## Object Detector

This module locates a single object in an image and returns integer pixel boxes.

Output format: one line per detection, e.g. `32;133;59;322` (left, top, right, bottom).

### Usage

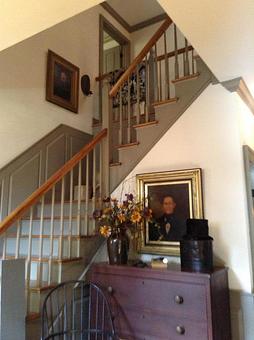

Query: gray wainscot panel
0;124;92;221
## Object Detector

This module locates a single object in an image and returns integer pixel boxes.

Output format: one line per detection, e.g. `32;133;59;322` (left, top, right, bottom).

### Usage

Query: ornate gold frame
136;168;203;256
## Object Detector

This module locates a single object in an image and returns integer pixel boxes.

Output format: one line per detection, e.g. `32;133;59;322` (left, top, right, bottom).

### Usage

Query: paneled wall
0;124;92;220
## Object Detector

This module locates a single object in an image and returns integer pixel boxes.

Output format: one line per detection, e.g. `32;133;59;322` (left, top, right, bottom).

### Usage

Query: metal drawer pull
176;325;185;335
107;286;113;294
174;295;184;304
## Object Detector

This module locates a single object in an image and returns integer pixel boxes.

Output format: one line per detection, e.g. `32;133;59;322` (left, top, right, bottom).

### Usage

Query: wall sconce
81;75;93;96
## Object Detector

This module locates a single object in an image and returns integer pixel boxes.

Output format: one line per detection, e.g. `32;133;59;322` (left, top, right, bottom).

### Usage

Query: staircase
0;14;215;339
95;17;214;192
0;129;108;321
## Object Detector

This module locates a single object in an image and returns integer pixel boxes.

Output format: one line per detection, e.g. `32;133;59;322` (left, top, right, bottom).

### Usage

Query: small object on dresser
180;219;213;273
151;257;168;269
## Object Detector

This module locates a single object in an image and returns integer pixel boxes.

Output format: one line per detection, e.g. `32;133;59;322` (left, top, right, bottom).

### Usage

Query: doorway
99;15;130;76
244;145;254;291
98;15;130;120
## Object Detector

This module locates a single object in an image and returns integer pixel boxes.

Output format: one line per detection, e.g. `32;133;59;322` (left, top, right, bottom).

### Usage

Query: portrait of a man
136;169;203;256
46;50;79;113
53;63;72;101
148;183;190;243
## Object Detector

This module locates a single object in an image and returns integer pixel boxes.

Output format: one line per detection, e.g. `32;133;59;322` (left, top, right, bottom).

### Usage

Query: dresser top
91;262;227;283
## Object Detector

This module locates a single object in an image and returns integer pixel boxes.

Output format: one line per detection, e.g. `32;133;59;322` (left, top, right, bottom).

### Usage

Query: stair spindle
77;161;82;256
2;233;6;260
136;65;141;124
184;38;190;76
58;177;65;261
38;195;45;286
174;24;179;79
154;43;159;102
119;87;123;145
127;76;131;144
145;55;149;123
191;48;195;74
85;155;89;235
48;186;55;285
68;170;73;258
159;60;162;101
26;206;33;287
92;148;96;234
163;32;170;100
15;219;21;259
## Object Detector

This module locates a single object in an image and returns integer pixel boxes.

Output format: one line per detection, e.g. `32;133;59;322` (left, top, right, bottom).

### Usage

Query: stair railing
0;129;107;301
107;17;197;163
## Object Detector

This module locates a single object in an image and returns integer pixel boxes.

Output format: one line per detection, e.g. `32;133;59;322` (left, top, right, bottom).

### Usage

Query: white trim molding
222;77;254;116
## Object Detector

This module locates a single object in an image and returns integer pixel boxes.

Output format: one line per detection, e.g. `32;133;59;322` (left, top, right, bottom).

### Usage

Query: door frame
98;15;130;121
99;15;130;76
243;144;254;292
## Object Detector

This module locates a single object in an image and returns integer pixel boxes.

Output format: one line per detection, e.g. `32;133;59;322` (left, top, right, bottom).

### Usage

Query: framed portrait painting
46;50;79;113
137;168;203;256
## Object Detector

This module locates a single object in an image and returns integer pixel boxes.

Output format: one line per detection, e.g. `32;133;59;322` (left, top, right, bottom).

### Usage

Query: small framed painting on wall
46;50;79;113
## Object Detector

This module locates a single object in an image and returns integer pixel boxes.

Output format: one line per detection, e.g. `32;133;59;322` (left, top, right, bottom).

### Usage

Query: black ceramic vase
107;230;129;265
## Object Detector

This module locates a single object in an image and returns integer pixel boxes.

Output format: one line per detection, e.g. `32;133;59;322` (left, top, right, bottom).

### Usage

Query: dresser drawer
113;306;208;340
93;273;208;321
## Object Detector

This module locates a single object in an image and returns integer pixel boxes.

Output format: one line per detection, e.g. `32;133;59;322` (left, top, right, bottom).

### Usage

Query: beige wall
0;5;130;169
0;0;103;52
113;84;254;293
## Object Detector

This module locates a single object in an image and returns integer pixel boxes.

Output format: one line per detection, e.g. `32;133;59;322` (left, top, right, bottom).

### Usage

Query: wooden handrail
0;128;107;235
157;45;194;62
109;17;172;97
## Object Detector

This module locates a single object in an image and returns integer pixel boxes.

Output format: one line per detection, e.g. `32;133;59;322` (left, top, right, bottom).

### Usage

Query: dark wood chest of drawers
90;263;231;340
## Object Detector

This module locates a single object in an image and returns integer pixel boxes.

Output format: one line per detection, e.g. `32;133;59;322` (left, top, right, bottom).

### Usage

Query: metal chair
41;280;117;340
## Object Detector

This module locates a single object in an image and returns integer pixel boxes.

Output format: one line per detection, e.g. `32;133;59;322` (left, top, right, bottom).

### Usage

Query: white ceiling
106;0;165;26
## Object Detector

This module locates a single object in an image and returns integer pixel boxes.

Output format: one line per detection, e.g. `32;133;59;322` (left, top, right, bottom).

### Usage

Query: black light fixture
81;75;93;96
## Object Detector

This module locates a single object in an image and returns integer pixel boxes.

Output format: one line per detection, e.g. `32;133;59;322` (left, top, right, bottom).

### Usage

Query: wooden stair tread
26;312;41;322
117;141;140;149
109;162;122;167
29;281;58;292
172;72;200;84
153;97;178;107
133;120;158;129
4;255;83;263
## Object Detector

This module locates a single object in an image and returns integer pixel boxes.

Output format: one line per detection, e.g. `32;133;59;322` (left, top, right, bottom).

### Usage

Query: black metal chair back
41;280;117;340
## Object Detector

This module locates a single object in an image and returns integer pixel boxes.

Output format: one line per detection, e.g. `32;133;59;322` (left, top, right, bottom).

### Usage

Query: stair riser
6;238;80;259
7;219;95;236
36;201;93;218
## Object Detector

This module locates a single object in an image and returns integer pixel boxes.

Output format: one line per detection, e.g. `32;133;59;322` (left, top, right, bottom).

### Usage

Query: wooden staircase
0;129;108;321
95;17;214;192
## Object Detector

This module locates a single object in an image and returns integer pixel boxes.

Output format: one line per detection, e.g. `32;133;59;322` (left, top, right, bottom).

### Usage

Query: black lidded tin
180;219;213;273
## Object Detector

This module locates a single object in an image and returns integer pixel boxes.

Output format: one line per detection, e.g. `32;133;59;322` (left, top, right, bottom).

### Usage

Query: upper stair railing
0;129;107;298
107;17;197;163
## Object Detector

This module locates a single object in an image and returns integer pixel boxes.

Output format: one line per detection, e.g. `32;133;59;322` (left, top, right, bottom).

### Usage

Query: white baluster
85;156;89;236
68;169;73;258
15;219;21;259
92;148;96;234
2;232;7;259
48;186;55;285
59;177;65;261
26;206;33;313
38;195;45;286
76;161;82;257
127;77;131;144
119;88;123;145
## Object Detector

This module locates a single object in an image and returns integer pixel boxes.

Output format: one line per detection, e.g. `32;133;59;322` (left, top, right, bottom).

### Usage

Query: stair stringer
109;57;213;192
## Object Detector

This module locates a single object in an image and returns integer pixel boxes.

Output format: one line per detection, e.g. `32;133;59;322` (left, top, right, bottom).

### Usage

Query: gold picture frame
137;168;203;256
